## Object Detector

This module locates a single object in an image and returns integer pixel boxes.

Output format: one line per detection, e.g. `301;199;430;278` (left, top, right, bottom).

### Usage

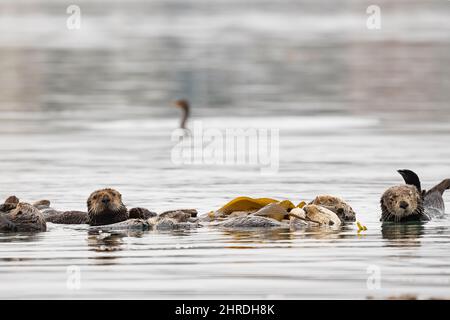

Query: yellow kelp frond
216;197;279;215
296;201;306;208
277;200;296;211
356;221;367;233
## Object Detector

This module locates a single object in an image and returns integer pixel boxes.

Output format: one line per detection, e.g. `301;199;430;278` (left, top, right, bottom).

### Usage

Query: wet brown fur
310;195;356;222
3;203;46;232
87;188;128;226
380;185;425;222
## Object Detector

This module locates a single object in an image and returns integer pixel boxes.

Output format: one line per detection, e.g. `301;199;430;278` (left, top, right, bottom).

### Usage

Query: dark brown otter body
381;169;449;222
45;211;89;224
0;203;46;232
30;199;89;224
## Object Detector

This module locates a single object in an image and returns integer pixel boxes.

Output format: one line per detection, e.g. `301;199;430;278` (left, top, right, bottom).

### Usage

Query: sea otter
87;188;199;230
203;195;353;229
0;203;46;232
86;188;129;226
309;195;356;222
210;202;342;229
380;169;449;222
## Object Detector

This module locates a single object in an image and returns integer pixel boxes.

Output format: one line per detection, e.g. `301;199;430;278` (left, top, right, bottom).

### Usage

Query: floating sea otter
86;188;198;230
380;169;449;222
0;189;198;231
203;195;356;228
0;202;46;232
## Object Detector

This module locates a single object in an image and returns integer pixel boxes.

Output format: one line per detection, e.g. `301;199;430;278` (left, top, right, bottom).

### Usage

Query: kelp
216;196;306;216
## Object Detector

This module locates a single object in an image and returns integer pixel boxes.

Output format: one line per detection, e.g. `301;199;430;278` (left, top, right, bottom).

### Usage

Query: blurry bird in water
173;99;190;130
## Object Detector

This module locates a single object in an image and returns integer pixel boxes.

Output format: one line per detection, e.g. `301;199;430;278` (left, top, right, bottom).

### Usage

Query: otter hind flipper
423;179;449;217
397;169;422;192
427;179;450;196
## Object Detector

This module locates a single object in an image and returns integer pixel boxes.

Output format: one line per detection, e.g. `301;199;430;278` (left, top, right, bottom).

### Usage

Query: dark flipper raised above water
397;169;422;192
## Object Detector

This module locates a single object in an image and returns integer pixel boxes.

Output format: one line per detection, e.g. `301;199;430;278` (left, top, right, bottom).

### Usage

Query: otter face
311;195;356;222
87;188;124;214
87;188;128;226
380;185;423;222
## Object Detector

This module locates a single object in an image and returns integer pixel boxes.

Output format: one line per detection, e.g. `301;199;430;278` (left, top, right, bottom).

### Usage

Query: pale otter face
87;188;126;216
381;185;422;221
311;195;356;222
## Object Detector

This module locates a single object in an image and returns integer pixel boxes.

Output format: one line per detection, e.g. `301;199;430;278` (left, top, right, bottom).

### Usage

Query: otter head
6;202;46;232
311;195;356;222
0;195;19;212
87;188;128;226
380;185;423;222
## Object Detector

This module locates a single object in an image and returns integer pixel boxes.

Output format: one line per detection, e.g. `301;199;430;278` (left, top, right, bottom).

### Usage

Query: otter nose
102;196;110;204
399;201;409;209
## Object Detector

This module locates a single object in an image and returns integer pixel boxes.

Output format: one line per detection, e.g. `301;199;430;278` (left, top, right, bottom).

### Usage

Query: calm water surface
0;0;449;299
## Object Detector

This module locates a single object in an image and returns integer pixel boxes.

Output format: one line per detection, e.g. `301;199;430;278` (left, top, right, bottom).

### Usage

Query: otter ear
397;169;421;192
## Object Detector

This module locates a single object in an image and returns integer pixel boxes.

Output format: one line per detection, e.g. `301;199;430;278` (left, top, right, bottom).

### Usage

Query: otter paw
128;207;157;219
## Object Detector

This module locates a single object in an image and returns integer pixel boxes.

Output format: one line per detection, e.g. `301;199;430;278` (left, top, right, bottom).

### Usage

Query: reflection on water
381;222;425;248
87;232;131;253
222;228;293;244
381;222;425;240
0;0;450;299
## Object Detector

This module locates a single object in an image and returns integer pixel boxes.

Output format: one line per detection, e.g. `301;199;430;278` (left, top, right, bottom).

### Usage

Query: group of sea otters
0;169;448;233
